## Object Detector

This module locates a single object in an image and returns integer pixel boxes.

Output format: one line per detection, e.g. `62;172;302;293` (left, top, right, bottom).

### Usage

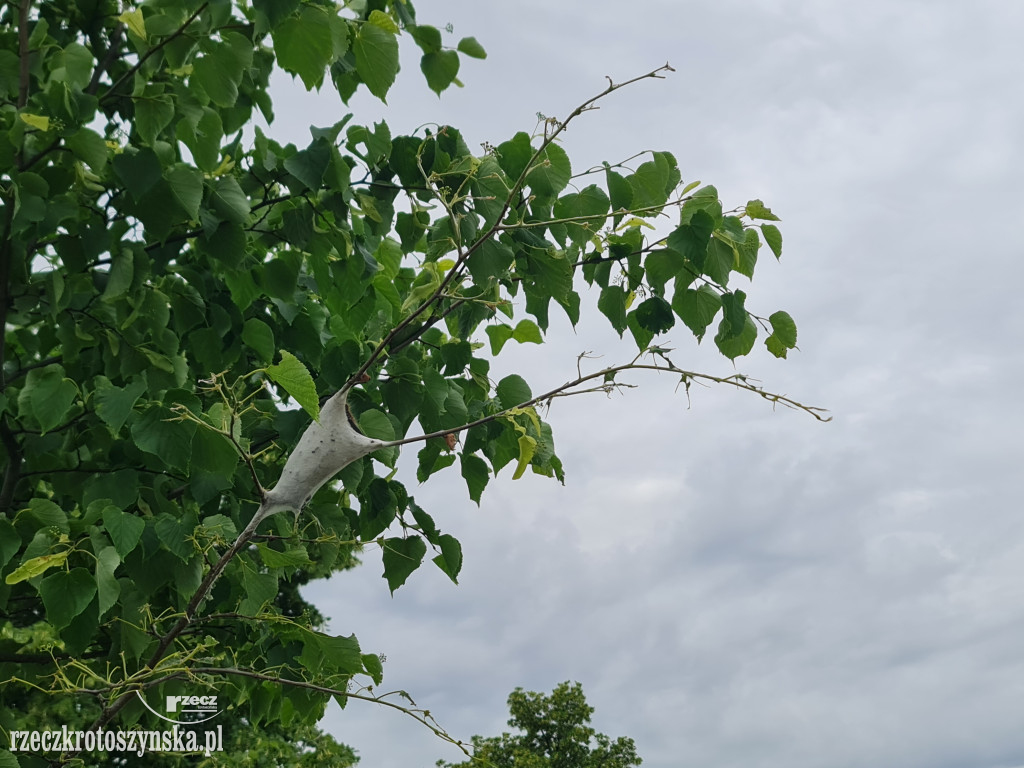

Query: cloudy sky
270;2;1024;766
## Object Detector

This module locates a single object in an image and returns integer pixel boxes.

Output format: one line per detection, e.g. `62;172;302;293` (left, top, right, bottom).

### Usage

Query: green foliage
438;681;641;768
0;0;808;762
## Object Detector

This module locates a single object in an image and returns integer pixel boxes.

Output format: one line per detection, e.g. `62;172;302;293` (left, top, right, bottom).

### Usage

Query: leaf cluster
0;0;810;761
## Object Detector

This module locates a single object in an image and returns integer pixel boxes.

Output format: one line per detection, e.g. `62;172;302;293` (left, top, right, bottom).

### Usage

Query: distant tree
438;682;641;768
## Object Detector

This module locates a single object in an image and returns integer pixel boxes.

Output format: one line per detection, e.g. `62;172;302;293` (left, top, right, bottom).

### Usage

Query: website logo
136;691;222;724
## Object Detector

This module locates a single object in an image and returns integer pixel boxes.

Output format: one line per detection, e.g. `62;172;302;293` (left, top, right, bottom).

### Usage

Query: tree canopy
439;681;641;768
0;0;825;764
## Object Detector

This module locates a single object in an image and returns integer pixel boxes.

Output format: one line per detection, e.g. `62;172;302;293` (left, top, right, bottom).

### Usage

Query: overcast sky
270;2;1024;766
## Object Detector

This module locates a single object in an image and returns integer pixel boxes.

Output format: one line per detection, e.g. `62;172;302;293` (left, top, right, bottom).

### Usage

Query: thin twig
384;358;830;451
190;666;474;759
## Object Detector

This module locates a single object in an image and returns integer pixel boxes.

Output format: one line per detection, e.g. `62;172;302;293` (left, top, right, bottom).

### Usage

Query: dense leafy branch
100;3;210;103
346;64;675;390
0;2;823;764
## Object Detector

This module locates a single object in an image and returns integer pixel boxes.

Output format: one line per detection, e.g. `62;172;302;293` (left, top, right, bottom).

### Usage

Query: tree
0;0;826;765
438;681;641;768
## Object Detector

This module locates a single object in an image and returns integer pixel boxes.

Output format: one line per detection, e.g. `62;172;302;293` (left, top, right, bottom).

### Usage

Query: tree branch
191;666;473;759
344;64;676;391
0;418;23;515
17;0;31;108
86;22;124;95
384;356;831;450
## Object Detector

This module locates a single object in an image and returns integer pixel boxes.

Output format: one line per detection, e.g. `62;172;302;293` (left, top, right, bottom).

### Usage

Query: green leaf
273;6;335;90
765;310;798;358
113;148;163;201
359;409;395;442
354;23;399;101
629;154;670;208
421;50;460;95
254;0;301;32
460;453;489;505
359;409;398;466
672;285;722;341
410;25;442;54
496;374;532;409
65;127;109;171
101;248;134;301
27;498;69;533
467;238;514;284
512;434;537;480
746;199;780;221
432;533;463;583
135;94;174;146
154;512;198;562
765;335;788;358
312;632;362;675
191;428;239;478
417;440;455;482
720;290;748;339
94;378;146;434
193;48;240;108
714;315;757;360
734;229;759;279
240;569;278;614
527;143;571;199
19;113;50;132
512;319;542;344
131;406;196;471
166;164;203;220
644;248;685;294
95;546;121;618
762;223;783;258
208;175;250;225
118;8;146;40
101;506;146;558
703;239;734;286
680;184;721;224
362;653;384;685
367;9;400;34
457;36;487;59
242;317;276;362
176;109;223;173
284;138;331;191
56;42;93;89
627;311;654;352
485;324;514;355
496;131;533;181
258;543;313;568
634;296;674;335
39;568;96;630
200;513;238;541
598;285;628;335
667;209;714;268
4;550;70;585
554;185;609;245
20;364;77;433
267;350;320;422
381;536;427;594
